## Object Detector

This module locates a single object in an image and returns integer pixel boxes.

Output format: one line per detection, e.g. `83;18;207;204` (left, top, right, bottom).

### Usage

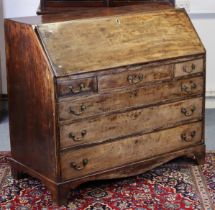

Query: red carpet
0;152;214;209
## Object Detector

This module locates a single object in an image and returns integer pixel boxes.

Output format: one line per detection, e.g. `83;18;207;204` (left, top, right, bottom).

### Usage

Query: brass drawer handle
69;130;87;141
68;83;86;94
181;105;196;116
70;159;88;170
183;63;196;73
181;81;197;94
127;74;144;84
181;130;196;142
69;104;87;116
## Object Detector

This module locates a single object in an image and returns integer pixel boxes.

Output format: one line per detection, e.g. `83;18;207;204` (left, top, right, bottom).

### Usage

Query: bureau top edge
7;5;175;25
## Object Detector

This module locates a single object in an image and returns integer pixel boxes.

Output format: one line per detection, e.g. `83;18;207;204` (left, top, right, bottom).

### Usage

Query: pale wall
0;0;39;94
190;14;215;95
3;0;40;18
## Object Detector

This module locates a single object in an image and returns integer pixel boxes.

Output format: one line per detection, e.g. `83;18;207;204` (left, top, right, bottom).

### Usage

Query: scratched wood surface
98;63;172;91
61;121;202;180
60;97;203;148
174;58;204;77
37;9;205;76
57;76;97;97
5;20;58;180
58;77;204;122
12;4;175;25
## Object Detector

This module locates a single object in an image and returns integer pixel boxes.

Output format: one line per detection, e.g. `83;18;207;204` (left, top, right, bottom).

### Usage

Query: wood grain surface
61;121;202;180
57;76;97;97
98;63;172;91
174;59;204;77
5;20;58;180
11;4;174;25
60;97;202;148
37;9;205;76
58;77;204;122
9;143;205;205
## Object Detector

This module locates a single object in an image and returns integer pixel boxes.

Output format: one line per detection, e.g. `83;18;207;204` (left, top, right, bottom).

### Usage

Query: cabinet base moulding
10;144;205;205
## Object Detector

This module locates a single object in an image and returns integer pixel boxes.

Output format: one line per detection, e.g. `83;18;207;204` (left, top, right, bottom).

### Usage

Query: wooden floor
0;100;215;151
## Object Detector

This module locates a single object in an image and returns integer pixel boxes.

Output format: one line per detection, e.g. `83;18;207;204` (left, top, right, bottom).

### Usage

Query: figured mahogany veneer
5;7;206;205
58;76;204;121
61;121;203;180
60;97;203;148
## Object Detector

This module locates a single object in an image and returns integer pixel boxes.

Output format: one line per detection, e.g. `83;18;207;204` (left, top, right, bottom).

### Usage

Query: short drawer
174;59;204;77
60;97;203;149
98;64;173;91
60;122;202;180
58;77;204;121
57;77;97;98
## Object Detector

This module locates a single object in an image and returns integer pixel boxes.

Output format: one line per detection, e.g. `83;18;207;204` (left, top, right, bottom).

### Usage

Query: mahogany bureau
5;6;206;204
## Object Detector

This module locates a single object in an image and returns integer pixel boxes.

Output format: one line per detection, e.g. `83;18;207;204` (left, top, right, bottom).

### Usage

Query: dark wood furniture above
5;6;205;205
0;95;1;120
0;59;1;120
0;87;1;119
38;0;175;14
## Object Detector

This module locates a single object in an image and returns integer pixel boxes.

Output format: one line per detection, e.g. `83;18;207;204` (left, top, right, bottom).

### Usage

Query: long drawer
60;97;203;149
58;77;204;122
60;122;202;180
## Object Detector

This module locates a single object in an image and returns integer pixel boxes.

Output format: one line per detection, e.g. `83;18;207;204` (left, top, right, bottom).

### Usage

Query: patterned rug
0;152;214;209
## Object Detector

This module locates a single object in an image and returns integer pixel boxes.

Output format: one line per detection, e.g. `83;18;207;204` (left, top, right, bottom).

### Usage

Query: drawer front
61;122;202;180
57;77;97;98
174;59;204;77
98;64;172;91
58;77;204;121
60;97;203;149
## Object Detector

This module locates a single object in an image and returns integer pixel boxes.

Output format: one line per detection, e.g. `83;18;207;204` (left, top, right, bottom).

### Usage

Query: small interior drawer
57;77;97;98
174;59;204;77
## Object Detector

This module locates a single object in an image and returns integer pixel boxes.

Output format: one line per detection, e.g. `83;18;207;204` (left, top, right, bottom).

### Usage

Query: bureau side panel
5;20;58;181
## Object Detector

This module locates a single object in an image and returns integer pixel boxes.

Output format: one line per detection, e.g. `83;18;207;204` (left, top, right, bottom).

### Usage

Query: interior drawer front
60;97;203;149
174;59;204;77
61;122;202;180
58;77;204;121
98;64;173;91
57;77;97;98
